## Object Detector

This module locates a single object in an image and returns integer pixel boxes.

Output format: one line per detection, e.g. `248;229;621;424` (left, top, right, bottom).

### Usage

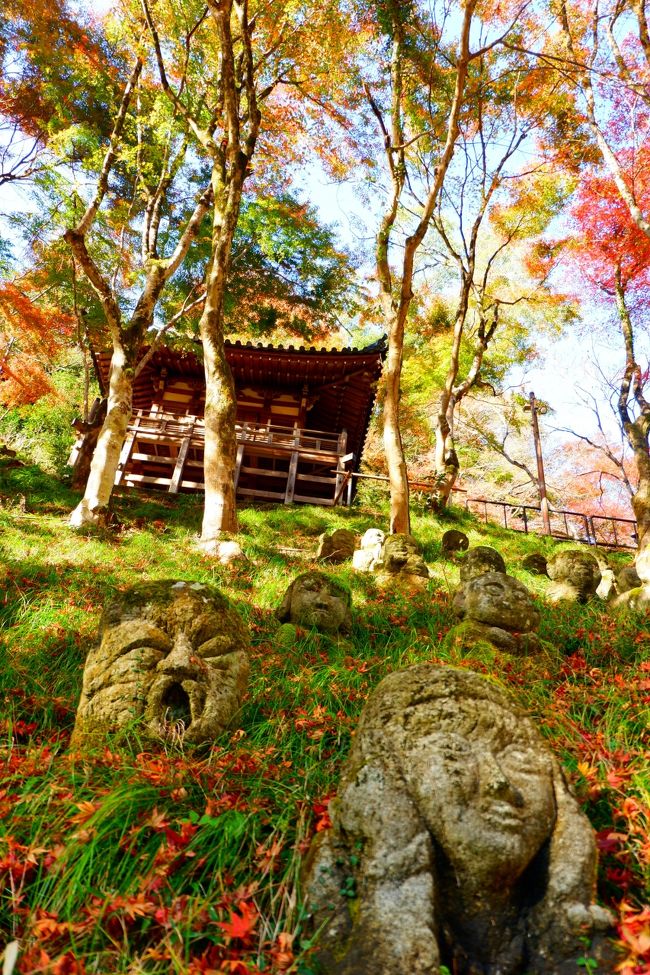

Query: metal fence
464;498;637;549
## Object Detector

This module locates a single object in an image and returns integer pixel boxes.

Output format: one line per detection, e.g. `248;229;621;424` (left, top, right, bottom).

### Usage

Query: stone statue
352;528;386;573
375;533;430;579
71;580;250;748
460;545;506;583
276;571;352;635
450;571;542;655
522;552;548;576
304;666;613;975
441;529;469;556
317;528;358;564
547;550;601;603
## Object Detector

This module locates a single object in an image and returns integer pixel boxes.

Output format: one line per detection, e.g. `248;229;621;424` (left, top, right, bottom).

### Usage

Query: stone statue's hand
564;902;615;933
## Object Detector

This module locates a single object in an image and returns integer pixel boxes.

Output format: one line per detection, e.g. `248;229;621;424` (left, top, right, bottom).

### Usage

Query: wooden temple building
74;338;386;507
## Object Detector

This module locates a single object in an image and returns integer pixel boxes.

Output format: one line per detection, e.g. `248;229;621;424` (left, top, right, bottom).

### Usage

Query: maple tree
360;0;480;534
0;281;74;407
425;43;571;511
569;166;650;580
62;57;212;527
550;0;650;241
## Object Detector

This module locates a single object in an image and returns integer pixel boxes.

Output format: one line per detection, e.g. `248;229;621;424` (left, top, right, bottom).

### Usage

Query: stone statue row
70;562;616;974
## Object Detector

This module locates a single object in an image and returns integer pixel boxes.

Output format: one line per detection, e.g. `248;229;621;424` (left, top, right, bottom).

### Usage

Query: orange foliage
0;283;74;406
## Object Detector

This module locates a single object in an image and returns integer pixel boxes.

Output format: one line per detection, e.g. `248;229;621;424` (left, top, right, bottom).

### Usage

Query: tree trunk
69;346;134;527
431;410;460;512
200;306;239;542
383;315;410;534
199;171;244;545
632;465;650;583
615;270;650;581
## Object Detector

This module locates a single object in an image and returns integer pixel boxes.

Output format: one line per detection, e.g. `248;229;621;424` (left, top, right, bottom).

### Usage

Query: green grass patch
0;463;647;973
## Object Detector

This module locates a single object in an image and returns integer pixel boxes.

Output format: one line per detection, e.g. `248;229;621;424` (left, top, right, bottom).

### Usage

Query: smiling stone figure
304;665;613;975
71;580;250;748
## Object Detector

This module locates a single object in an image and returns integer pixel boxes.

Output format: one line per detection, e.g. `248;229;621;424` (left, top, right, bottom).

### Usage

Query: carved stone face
305;666;610;975
277;571;352;635
402;707;555;885
454;571;540;633
379;533;429;577
71;581;250;747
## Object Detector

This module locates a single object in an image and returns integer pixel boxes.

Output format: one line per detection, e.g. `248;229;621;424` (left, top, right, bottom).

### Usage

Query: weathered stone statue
316;528;358;564
460;545;506;583
546;549;602;603
374;533;430;579
276;571;352;635
352;528;386;573
522;552;548;576
441;529;469;556
71;580;250;748
304;666;613;975
450;571;542;655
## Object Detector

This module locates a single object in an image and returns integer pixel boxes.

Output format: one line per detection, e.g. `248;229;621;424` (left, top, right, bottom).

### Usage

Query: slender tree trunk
431;273;472;510
69;344;134;526
383;312;410;534
199;170;245;544
431;399;460;512
632;463;650;583
615;271;650;582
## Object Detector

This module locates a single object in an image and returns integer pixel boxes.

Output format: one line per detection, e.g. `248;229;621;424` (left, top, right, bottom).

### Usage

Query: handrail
465;497;637;550
124;411;345;454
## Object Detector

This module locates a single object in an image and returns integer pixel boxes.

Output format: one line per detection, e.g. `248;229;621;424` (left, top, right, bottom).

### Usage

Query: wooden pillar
169;418;195;494
234;422;247;491
284;425;301;504
114;410;142;486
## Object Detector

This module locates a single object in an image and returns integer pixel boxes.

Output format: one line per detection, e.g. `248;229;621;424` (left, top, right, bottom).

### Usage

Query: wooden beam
169;422;194;494
284;427;301;504
114;411;141;485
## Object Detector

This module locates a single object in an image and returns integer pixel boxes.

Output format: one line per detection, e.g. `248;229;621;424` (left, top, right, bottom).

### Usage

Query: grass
0;462;648;974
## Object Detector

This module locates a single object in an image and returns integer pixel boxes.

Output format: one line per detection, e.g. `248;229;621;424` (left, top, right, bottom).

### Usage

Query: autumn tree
569;168;650;578
141;0;358;551
46;49;212;524
0;0;118;184
360;0;540;533
426;40;572;511
551;0;650;240
174;193;361;344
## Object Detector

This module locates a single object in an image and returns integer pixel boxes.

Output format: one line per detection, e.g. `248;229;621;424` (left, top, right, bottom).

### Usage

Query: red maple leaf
214;900;257;943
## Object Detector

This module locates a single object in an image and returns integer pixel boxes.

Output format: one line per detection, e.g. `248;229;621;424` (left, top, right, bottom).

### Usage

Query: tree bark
199;177;244;542
69;344;134;526
615;271;650;581
383;311;411;534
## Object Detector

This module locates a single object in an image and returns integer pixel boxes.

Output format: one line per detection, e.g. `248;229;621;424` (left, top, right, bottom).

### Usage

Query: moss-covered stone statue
276;571;352;636
374;533;430;580
71;580;250;748
448;571;543;656
304;665;614;975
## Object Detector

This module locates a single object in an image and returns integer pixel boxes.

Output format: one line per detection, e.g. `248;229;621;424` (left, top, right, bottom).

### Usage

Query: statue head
459;545;506;583
453;571;540;633
305;665;611;974
360;528;385;550
72;580;250;747
276;571;352;635
378;533;429;578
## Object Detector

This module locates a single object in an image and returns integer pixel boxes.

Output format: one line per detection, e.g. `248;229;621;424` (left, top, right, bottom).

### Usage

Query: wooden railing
113;411;353;505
